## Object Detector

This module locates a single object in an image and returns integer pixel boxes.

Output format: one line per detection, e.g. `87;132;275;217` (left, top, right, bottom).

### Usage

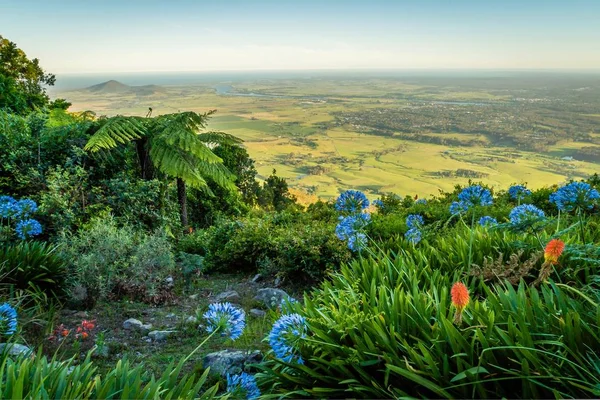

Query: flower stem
578;209;586;244
468;213;475;268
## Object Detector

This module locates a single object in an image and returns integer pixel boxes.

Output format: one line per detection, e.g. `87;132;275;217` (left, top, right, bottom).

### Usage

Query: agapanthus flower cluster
415;198;427;205
0;303;17;336
406;214;424;229
15;199;38;219
226;372;261;400
372;199;384;209
0;196;18;219
457;185;493;208
15;219;43;240
335;190;369;214
508;185;531;201
404;228;422;245
347;232;368;252
269;313;307;364
335;213;370;252
509;204;546;226
449;201;469;215
479;216;498;227
203;302;246;340
549;182;600;212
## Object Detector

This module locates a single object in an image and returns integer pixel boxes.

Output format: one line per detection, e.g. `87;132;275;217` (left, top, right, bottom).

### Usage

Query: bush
58;216;175;308
0;350;221;399
258;250;600;398
0;242;67;300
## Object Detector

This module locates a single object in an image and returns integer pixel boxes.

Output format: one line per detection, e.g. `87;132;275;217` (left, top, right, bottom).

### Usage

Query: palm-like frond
196;161;237;190
84;116;145;152
149;138;209;190
197;131;243;146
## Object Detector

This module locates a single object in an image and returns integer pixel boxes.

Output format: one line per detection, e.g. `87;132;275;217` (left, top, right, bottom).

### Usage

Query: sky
1;0;600;73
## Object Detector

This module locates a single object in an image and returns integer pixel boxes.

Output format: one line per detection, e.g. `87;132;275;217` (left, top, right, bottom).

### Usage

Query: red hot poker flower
544;239;565;265
451;282;470;311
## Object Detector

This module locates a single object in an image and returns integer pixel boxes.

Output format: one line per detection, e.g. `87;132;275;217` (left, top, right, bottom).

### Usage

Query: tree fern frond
197;161;237;190
84;116;145;152
149;139;209;189
198;131;243;146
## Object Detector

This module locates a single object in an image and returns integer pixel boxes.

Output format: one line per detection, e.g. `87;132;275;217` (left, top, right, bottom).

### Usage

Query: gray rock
164;276;174;287
165;313;177;319
189;294;199;300
148;330;176;342
251;274;262;283
203;350;262;376
123;318;152;333
0;343;32;357
185;316;199;325
249;309;266;318
274;277;283;287
254;288;291;309
213;290;241;303
73;311;88;318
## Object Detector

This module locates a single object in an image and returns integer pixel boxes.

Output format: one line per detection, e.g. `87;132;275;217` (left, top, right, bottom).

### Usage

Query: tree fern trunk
177;178;188;227
135;138;154;180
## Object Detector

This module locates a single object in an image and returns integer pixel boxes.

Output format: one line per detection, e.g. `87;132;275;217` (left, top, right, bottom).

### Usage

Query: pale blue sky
1;0;599;72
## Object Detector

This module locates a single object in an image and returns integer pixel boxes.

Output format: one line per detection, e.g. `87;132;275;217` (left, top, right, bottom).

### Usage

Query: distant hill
83;80;165;96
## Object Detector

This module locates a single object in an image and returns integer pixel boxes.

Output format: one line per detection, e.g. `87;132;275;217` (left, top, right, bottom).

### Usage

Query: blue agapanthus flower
372;199;384;209
15;219;42;240
449;201;469;215
415;198;427;205
335;190;369;213
335;213;370;241
406;214;424;229
226;372;261;400
404;228;422;245
347;232;368;252
0;196;18;219
509;204;546;225
269;313;307;364
0;303;17;336
203;302;246;340
549;182;600;212
479;216;498;227
14;199;37;219
508;185;531;201
458;185;493;208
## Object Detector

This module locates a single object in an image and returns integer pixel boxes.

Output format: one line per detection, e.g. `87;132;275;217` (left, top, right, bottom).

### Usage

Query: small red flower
81;320;96;330
544;239;565;265
61;329;70;337
81;332;89;339
451;282;470;311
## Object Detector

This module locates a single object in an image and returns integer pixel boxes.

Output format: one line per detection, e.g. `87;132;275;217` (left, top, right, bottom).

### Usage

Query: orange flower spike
544;239;565;265
451;282;470;312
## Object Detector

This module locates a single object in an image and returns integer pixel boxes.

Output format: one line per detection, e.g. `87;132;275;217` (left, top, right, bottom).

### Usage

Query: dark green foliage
213;144;261;205
257;170;297;211
0;242;67;299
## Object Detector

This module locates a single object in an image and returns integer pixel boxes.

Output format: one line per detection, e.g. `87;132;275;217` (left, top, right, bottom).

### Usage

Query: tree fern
84;116;145;151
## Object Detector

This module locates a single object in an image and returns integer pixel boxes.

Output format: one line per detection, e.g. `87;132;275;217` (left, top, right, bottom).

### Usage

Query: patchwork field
60;73;600;201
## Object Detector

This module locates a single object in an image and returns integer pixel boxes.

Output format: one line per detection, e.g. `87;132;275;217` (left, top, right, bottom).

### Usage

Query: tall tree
84;110;242;226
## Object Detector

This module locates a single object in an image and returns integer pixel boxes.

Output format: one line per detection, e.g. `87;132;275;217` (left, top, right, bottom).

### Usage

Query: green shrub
258;250;600;398
58;216;175;307
0;242;67;299
0;350;223;399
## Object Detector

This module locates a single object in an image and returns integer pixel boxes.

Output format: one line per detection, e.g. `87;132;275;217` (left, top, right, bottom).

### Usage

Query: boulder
122;318;152;333
249;309;266;318
213;290;241;303
148;330;176;342
254;288;291;309
203;350;262;376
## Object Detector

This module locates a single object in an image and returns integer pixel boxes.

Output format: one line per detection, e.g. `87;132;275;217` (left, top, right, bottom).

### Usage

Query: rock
185;316;198;325
73;311;88;318
197;324;205;332
142;337;152;343
189;294;199;300
203;350;262;376
274;277;283;287
213;290;241;303
0;343;32;357
249;309;266;318
251;274;262;283
148;330;176;342
165;313;177;319
123;318;152;333
254;288;291;309
164;276;174;288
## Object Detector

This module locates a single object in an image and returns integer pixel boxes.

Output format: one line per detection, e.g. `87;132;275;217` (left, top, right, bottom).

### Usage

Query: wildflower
0;303;17;336
508;185;531;201
203;302;246;340
15;219;42;239
372;199;384;209
14;199;37;219
335;213;370;241
347;232;368;252
81;332;89;339
269;313;307;364
544;239;565;265
81;320;95;330
406;214;424;229
335;190;369;213
509;204;545;226
226;372;261;400
61;328;70;337
415;198;427;205
478;216;498;227
278;298;299;314
550;182;600;212
451;282;470;324
458;185;493;208
0;196;18;219
449;201;469;215
404;228;422;245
